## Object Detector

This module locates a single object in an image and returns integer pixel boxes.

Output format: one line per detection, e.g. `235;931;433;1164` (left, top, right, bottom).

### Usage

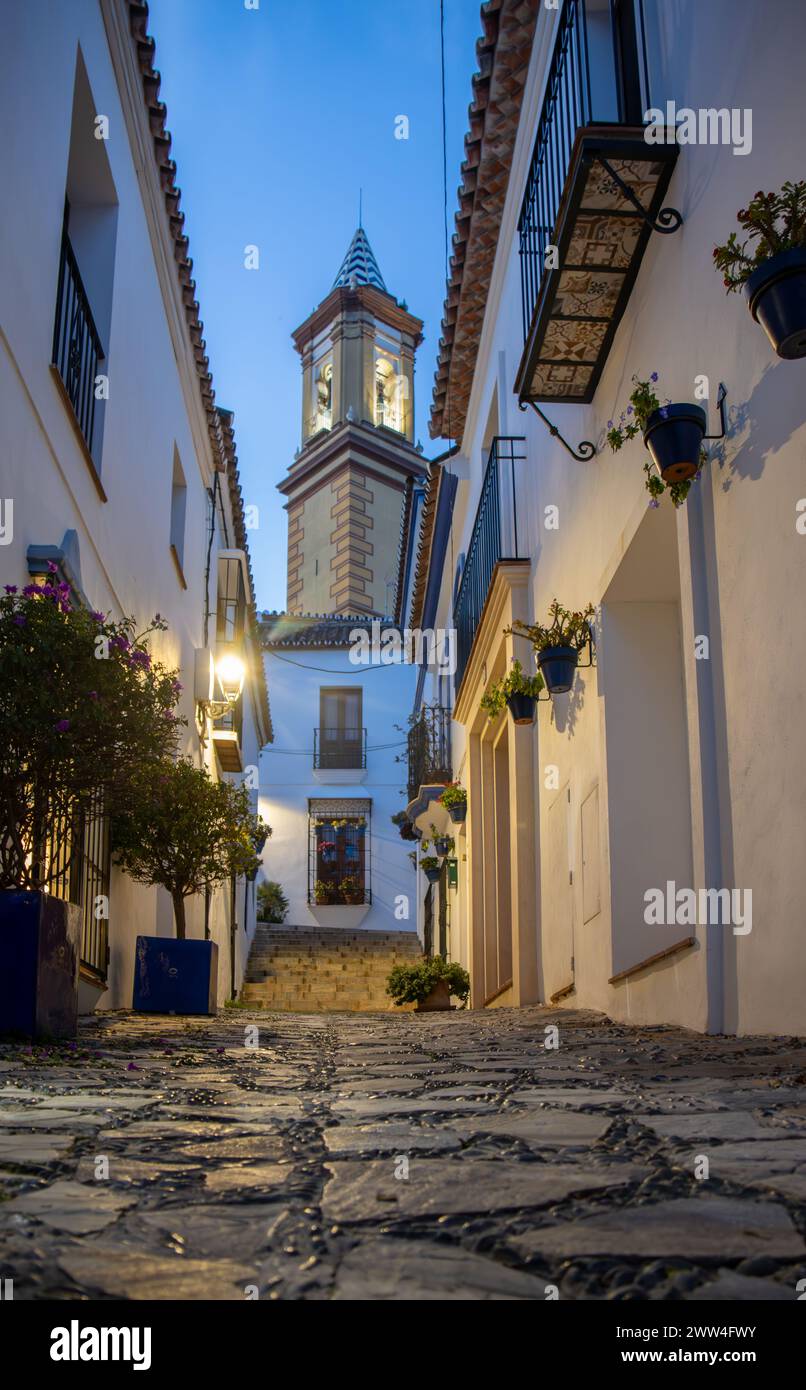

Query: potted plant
0;580;182;1037
256;880;289;924
430;823;454;858
386;956;471;1012
607;374;707;506
314;879;339;905
509;600;594;696
713;181;806;358
339;874;364;905
481;658;545;725
391;809;417;841
438;782;467;824
112;757;267;1015
420;855;441;884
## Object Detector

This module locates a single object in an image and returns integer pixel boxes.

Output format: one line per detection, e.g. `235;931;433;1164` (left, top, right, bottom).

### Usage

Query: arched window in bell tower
314;360;332;433
375;352;405;433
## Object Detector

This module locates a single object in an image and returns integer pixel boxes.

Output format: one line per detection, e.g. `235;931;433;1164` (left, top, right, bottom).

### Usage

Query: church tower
279;227;426;617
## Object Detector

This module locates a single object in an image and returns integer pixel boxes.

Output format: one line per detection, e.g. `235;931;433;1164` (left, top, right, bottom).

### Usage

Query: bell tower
279;226;426;617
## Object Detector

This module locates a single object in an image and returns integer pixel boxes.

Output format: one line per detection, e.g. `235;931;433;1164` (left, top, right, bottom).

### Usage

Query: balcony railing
314;727;367;770
453;437;528;693
407;704;452;803
51;228;105;456
518;0;646;340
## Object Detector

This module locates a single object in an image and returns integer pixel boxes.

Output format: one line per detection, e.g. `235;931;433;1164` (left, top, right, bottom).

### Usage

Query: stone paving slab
2;1005;806;1301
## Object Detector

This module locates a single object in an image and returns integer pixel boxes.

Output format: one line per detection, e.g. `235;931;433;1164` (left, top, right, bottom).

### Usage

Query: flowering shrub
713;182;806;291
606;374;706;508
0;575;182;890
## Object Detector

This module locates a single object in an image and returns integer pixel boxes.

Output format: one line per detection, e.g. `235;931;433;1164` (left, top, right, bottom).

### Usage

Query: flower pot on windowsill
744;247;806;358
506;692;537;725
537;644;579;696
132;936;219;1016
0;891;80;1039
415;978;452;1012
642;404;707;484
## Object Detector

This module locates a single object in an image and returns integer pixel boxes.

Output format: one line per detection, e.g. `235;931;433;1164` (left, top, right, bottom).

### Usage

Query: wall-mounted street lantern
195;646;246;727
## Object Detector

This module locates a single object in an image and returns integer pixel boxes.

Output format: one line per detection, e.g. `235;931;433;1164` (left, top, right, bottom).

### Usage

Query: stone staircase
240;924;422;1013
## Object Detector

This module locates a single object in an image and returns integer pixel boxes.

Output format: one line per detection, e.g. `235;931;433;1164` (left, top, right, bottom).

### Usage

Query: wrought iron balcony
407;704;452;803
453;436;528;694
313;727;367;770
51;227;105;455
515;0;680;406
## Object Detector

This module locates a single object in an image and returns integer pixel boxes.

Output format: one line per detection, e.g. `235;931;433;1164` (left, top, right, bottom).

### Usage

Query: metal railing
517;0;646;340
407;704;452;802
47;789;110;981
453;437;528;692
51;228;105;455
313;727;367;770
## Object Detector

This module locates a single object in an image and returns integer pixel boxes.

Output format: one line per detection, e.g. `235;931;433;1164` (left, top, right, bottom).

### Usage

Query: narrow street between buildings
2;1007;806;1300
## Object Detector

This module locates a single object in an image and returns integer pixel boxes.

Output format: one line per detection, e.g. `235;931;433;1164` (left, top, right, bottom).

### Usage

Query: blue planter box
0;891;80;1039
132;936;219;1016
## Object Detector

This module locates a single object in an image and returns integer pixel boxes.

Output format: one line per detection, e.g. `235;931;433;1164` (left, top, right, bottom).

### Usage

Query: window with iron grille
308;800;372;905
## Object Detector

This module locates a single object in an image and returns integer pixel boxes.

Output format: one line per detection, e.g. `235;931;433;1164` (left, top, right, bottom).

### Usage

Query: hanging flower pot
744;247;806;358
506;691;537;725
438;784;467;823
537;644;579;695
642;404;707;484
421;856;441;884
434;836;452;857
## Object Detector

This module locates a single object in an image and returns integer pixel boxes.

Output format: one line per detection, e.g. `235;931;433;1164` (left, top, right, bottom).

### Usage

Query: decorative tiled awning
515;128;680;406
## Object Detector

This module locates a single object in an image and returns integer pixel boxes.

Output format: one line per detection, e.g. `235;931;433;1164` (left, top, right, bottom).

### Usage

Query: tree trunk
172;892;187;940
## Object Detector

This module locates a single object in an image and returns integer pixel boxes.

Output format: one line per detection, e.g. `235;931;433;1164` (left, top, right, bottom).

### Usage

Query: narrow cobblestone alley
2;1008;806;1300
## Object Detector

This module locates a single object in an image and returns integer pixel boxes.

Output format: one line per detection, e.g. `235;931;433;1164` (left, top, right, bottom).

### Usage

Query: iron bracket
703;382;728;440
519;400;597;461
595;156;683;234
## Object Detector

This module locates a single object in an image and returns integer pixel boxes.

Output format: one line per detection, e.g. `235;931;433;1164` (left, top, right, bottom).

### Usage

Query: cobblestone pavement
2;1006;806;1300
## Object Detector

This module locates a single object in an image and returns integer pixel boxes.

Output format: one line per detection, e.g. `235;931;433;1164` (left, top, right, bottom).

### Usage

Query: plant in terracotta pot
386;956;471;1012
509;600;594;697
314;878;339;905
438;782;467;824
339;875;364;905
420;854;441;884
713;181;806;357
607;374;707;507
481;658;545;725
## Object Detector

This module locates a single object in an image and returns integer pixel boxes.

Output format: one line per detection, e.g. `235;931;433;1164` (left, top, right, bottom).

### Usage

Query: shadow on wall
716;362;800;490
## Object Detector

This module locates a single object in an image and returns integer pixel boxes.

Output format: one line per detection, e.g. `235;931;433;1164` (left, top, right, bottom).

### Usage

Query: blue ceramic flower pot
537;645;579;695
745;247;806;359
506;692;537;725
643;404;707;484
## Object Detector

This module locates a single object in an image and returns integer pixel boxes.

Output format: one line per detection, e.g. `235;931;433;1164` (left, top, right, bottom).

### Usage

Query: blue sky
147;0;483;611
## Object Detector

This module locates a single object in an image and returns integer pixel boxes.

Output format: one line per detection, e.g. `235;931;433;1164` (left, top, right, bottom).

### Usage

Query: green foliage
420;855;440;872
510;600;594;654
437;782;466;811
386;955;471;1005
480;659;545;720
607;374;707;508
256;880;289;923
111;757;267;938
0;580;182;890
713;182;806;291
314;877;364;905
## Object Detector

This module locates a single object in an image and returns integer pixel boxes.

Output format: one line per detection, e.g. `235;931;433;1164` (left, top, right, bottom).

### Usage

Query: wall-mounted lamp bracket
519;400;597;461
703;382;728;440
595;156;684;235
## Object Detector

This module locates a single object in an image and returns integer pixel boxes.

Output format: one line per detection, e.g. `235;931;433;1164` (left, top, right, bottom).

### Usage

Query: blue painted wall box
0;891;80;1038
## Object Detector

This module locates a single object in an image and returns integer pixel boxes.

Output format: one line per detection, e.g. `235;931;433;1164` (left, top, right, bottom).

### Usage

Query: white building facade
0;0;271;1009
258;617;417;933
406;0;806;1035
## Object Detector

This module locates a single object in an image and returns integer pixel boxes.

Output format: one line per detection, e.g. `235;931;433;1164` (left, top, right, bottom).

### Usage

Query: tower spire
332;226;387;293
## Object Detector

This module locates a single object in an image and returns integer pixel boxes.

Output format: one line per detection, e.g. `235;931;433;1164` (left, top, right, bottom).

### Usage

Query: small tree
0;578;182;891
111;758;269;939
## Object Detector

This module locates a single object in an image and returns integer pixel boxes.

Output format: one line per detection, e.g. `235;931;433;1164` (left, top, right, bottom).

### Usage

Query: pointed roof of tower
332;227;388;293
